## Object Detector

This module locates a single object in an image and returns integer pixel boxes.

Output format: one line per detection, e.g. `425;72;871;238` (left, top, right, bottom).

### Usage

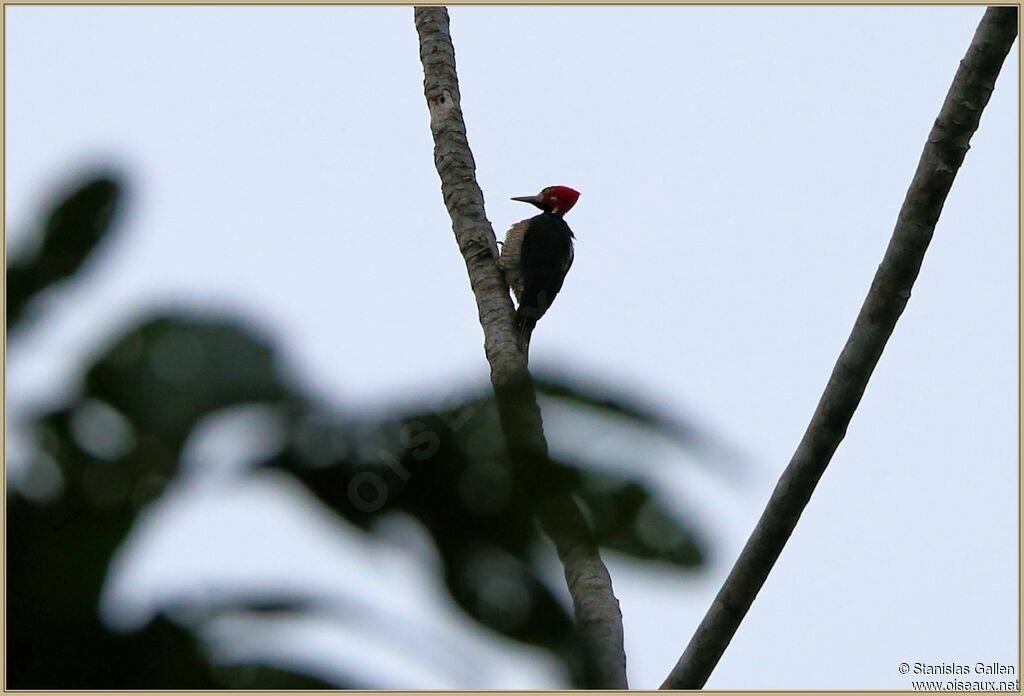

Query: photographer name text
907;662;1015;676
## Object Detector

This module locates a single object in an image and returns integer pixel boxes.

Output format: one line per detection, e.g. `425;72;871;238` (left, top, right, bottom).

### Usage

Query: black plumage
515;212;574;348
499;185;581;356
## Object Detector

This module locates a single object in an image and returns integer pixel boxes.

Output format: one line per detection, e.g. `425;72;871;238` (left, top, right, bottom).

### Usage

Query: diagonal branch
413;6;628;689
661;7;1018;690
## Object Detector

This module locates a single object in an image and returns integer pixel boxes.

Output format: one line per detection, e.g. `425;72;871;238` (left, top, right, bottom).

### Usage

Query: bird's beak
511;194;543;205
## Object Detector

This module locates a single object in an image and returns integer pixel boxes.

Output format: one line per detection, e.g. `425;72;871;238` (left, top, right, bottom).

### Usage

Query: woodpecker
499;185;580;355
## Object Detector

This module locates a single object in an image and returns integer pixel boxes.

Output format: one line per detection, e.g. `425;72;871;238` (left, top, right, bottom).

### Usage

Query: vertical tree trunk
414;7;628;688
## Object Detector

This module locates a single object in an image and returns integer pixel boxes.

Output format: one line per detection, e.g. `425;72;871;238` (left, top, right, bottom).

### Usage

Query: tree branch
413;6;628;688
662;7;1018;690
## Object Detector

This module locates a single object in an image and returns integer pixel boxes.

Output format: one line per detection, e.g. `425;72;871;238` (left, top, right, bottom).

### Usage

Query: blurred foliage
6;172;718;688
7;175;120;327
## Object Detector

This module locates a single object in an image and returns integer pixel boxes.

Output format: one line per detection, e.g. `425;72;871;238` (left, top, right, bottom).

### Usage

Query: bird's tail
515;311;536;361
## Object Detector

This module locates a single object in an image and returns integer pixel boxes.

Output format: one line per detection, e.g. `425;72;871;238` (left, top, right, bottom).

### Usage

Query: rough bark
661;7;1018;690
414;7;628;689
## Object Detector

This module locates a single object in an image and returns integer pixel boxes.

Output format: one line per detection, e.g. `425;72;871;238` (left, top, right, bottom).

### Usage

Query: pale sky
5;5;1019;689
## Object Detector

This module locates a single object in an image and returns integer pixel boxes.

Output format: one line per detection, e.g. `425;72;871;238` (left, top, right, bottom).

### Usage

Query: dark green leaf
7;174;121;328
85;313;291;450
